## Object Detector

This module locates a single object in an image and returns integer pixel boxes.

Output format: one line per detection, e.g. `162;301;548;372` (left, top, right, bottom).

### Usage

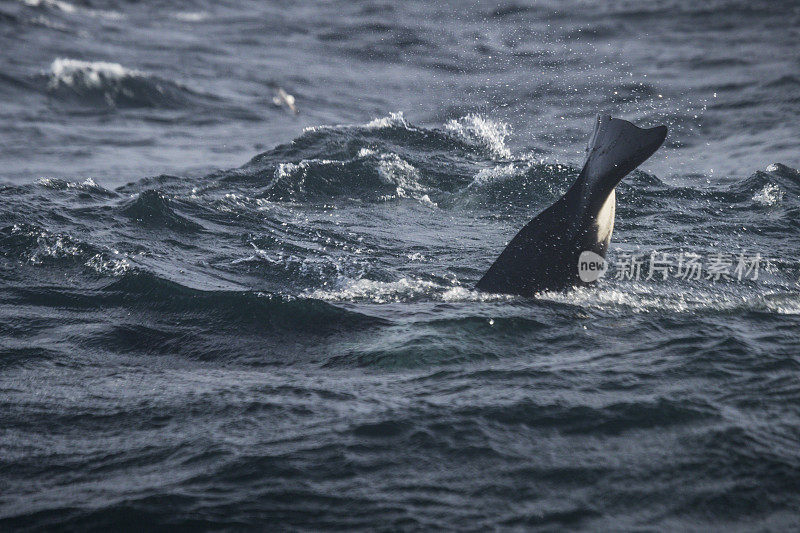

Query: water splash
752;183;784;206
445;114;512;159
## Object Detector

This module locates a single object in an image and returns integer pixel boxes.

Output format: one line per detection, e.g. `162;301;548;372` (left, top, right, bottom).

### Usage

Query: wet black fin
581;114;667;190
475;115;667;296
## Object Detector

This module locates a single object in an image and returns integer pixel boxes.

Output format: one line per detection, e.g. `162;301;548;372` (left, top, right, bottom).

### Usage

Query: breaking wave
43;58;209;108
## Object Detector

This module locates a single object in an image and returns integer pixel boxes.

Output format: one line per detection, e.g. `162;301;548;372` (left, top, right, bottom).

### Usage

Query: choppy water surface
2;0;800;530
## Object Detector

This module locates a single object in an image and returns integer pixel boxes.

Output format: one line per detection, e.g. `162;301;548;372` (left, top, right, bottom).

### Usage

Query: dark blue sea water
2;0;800;530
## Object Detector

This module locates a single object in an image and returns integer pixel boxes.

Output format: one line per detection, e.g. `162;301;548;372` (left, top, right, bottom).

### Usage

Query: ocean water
2;0;800;530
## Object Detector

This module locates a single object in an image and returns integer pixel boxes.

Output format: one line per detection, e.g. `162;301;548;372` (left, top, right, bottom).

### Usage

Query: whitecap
752;183;784;206
309;277;442;303
364;111;409;129
47;58;143;90
534;282;783;315
302;112;408;134
37;176;103;191
376;153;430;202
763;299;800;315
467;163;521;188
172;11;208;22
309;277;513;303
445;114;512;159
441;286;514;302
85;253;132;275
23;0;123;19
23;0;75;13
357;147;378;157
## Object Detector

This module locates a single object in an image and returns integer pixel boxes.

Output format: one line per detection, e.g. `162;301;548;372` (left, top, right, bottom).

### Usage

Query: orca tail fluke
475;115;667;296
580;114;668;191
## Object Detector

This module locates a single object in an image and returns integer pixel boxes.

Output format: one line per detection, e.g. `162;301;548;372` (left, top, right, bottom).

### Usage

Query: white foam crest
377;154;417;185
467;163;521;189
172;11;208;22
273;153;435;206
417;195;437;208
30;14;69;30
309;277;441;303
309;277;513;303
752;183;784;206
535;282;790;315
9;224;84;264
37;177;102;191
23;0;75;13
537;285;691;313
36;177;58;187
9;225;135;273
441;286;514;302
33;235;82;263
357;147;378;157
23;0;123;19
48;58;143;89
273;159;342;185
445;114;512;159
303;112;408;134
763;300;800;315
376;153;434;205
231;245;351;281
274;161;301;181
85;253;131;275
364;111;409;129
232;245;293;267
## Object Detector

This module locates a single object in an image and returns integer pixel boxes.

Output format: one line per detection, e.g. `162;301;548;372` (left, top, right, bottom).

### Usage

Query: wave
43;58;207;109
229;112;567;208
3;270;386;341
262;151;434;204
457;161;578;211
121;190;204;232
171;11;208;23
102;272;387;334
0;9;19;25
1;222;98;266
308;277;513;304
535;283;800;316
21;0;77;15
305;268;800;318
21;0;123;20
461;396;718;435
752;183;785;207
731;163;800;200
36;177;118;198
0;223;132;275
444;114;512;159
237;112;512;183
231;242;375;290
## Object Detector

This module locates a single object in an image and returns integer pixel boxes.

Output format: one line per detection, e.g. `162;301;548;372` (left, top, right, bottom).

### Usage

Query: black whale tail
475;115;667;296
579;114;668;195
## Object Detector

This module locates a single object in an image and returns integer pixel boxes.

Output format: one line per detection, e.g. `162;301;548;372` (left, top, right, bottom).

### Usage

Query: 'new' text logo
578;251;607;283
